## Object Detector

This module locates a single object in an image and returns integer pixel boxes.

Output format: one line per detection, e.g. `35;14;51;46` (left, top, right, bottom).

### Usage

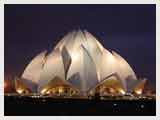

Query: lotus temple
14;30;147;97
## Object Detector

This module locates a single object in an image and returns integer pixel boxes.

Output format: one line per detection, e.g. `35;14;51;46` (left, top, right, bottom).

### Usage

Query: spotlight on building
14;30;149;98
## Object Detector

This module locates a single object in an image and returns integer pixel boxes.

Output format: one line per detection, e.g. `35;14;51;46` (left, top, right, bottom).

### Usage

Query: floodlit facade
15;30;146;96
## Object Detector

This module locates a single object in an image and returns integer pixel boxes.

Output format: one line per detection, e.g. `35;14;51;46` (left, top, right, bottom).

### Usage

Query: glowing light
113;103;117;106
58;87;64;93
141;104;144;108
135;89;142;95
109;88;115;93
118;88;126;95
40;88;47;94
17;89;23;94
46;90;51;94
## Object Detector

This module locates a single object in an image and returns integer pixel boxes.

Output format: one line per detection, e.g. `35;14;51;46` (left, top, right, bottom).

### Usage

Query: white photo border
0;0;159;120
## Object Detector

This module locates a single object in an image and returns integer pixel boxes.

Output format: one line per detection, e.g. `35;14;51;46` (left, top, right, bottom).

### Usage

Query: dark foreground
4;95;156;116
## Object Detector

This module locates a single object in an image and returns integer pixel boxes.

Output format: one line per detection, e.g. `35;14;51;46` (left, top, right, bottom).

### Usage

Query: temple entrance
40;76;80;96
42;86;79;96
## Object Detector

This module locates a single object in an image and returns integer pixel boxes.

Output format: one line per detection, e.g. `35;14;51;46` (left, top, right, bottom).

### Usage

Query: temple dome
19;30;138;94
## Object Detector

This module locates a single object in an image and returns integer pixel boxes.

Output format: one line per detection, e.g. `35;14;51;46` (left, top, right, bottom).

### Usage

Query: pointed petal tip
77;28;85;34
111;50;116;54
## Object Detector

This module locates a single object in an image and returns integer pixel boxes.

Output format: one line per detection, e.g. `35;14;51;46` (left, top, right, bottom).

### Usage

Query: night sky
4;4;156;88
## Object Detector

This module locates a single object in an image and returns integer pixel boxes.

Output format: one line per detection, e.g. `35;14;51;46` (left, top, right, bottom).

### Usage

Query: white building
15;30;146;96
